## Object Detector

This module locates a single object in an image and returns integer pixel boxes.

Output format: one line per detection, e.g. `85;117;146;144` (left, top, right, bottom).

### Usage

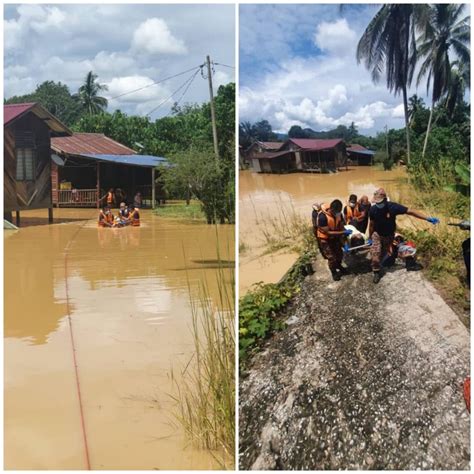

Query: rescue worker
106;188;115;208
316;199;352;281
357;195;371;234
134;192;142;209
98;206;114;227
118;202;131;226
369;187;439;283
130;207;141;226
343;194;369;234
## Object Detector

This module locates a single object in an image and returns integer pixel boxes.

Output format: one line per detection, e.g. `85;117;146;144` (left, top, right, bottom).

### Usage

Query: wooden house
251;138;347;174
347;144;375;166
4;103;72;225
244;140;283;167
51;133;168;208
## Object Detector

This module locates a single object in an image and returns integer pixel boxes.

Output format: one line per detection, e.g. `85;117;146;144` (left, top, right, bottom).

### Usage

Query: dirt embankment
239;255;470;470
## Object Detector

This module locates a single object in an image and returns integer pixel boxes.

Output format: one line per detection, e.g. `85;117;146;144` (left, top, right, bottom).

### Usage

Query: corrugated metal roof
347;144;375;155
52;133;136;156
4;102;71;135
253;150;293;160
82;154;169;168
258;141;284;150
288;138;343;150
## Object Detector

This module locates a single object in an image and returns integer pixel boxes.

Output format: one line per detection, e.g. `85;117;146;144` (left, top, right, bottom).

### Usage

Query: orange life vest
131;209;140;226
106;192;114;205
345;203;363;222
98;210;113;227
316;203;343;241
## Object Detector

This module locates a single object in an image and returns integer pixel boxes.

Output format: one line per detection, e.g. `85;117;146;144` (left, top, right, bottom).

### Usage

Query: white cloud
131;18;187;55
392;103;405;118
106;75;169;104
314;19;357;56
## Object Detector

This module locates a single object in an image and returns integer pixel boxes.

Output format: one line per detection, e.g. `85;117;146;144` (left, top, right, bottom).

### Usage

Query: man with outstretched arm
368;188;439;284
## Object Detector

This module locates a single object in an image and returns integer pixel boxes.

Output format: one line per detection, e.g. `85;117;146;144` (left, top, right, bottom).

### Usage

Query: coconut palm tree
407;94;425;126
416;4;470;157
76;71;108;115
356;4;429;165
443;59;470;120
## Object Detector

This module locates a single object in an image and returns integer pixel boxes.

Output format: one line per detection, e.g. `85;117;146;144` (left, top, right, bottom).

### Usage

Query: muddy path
239;255;470;470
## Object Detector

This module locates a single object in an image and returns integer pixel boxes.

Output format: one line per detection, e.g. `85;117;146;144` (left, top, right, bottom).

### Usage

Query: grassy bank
239;249;317;365
154;200;206;222
171;265;235;468
399;184;470;320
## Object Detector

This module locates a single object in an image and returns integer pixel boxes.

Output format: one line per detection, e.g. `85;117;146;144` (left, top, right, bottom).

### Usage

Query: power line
145;68;200;117
214;62;235;69
108;64;203;101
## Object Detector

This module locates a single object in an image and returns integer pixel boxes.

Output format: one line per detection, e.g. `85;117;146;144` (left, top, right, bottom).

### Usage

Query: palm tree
407;94;425;127
357;4;429;165
416;4;470;157
443;59;470;119
76;71;108;115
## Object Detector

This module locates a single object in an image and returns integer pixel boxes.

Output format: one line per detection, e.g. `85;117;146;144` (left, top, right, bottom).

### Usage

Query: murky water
239;167;411;294
4;208;234;470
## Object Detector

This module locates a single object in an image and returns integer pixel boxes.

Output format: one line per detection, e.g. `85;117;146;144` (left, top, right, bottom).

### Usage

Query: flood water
4;208;234;470
239;167;411;294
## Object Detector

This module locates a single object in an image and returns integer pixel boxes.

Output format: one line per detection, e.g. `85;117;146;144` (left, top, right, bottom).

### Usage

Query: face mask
375;202;385;209
349;203;356;208
335;212;342;218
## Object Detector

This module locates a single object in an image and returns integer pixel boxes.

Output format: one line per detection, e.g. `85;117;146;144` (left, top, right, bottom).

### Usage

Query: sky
239;4;469;136
4;4;235;119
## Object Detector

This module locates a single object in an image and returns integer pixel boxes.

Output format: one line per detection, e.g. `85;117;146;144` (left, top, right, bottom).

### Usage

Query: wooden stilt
151;168;156;209
15;210;20;227
48;207;53;223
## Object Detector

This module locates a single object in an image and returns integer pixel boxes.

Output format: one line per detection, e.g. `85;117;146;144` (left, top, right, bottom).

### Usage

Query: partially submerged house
51;133;168;208
347;144;375;166
251;138;347;174
4;102;72;226
244;140;283;167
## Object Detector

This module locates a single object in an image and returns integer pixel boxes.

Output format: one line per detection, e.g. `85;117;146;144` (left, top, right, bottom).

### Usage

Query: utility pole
206;55;219;159
385;124;389;159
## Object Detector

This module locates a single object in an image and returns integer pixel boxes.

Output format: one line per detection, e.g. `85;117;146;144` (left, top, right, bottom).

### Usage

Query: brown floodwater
239;167;413;294
4;208;234;470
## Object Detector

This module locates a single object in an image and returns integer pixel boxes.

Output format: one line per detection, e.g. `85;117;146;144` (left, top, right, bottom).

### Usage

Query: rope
63;220;92;470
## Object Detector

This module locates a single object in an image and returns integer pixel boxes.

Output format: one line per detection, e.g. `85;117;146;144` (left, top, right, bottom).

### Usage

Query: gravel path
239;255;470;470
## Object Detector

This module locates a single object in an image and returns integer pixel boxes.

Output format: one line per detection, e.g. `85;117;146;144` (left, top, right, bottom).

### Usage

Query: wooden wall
4;113;53;212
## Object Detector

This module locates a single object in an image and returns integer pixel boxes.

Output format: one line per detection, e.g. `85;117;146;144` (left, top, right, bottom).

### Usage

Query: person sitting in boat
118;202;131;226
98;206;114;227
130;207;141;226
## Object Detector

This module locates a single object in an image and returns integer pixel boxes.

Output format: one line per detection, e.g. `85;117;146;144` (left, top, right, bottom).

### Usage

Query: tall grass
170;259;235;468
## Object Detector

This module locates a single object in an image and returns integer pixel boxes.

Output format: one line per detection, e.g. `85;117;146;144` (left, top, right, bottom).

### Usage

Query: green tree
75;71;108;115
288;125;309;138
5;81;83;126
416;4;470;157
357;4;429;164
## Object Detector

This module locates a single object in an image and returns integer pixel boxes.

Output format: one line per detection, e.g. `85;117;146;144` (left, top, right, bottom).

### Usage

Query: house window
15;132;36;181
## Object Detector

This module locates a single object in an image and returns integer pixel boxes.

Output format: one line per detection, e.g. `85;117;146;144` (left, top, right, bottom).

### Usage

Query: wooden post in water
15;211;20;227
151;168;156;209
96;162;100;209
48;207;53;223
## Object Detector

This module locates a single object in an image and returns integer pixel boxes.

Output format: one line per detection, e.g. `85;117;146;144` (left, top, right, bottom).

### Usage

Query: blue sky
239;4;469;135
4;4;235;119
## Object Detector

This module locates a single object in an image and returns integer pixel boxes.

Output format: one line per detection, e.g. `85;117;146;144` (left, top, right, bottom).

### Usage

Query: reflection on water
5;208;234;470
239;167;409;294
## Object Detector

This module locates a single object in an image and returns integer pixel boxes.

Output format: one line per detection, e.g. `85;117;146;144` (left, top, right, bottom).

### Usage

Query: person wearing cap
369;188;439;283
118;202;131;226
316;199;352;281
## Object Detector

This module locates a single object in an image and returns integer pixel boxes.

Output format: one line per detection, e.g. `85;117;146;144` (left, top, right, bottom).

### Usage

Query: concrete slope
239;257;470;470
